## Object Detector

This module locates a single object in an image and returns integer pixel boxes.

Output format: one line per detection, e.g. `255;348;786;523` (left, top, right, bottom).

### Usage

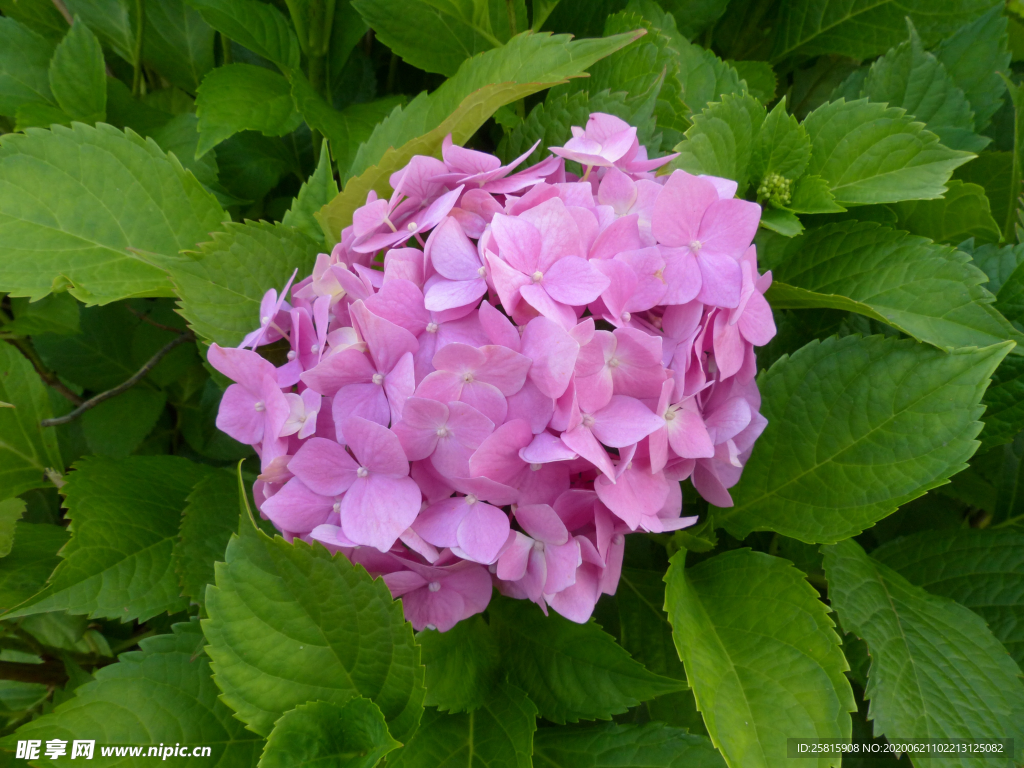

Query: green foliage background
0;0;1023;765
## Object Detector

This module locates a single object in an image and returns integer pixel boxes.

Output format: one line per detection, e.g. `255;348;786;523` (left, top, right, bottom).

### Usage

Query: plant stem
506;0;518;36
50;0;73;24
386;52;398;95
221;32;233;65
132;0;146;96
5;338;83;406
40;332;192;427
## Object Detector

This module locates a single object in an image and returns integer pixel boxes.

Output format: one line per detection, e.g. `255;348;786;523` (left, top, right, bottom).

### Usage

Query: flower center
261;315;270;326
254;401;265;412
477;266;487;277
532;540;545;552
689;240;702;253
286;350;296;360
607;357;620;369
621;311;631;323
465;494;478;505
436;426;449;438
356;466;368;478
664;406;677;421
427;581;441;592
581;413;595;428
530;463;542;471
407;222;417;231
371;373;384;385
462;372;474;383
425;322;438;333
531;270;543;283
332;502;341;513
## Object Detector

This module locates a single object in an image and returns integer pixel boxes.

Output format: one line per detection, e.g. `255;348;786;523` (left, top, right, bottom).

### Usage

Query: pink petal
262;477;335;534
216;383;265;444
505;380;556;434
427;217;483;280
364;279;429;335
520;432;578;464
491;213;541;273
424;276;488;312
520;316;580;399
696;251;742;308
413;497;466;547
342;416;409;476
660;247;702;306
594;465;669;529
289;437;359;496
543;256;611;306
519;197;582;271
332;383;390;431
496;532;532;581
476;345;531;395
591;396;664;447
542;539;581;595
479;301;521;350
651;170;718;247
340;474;421;551
384;351;416;423
519;284;577;329
455;502;510;564
590;214;642;260
301;348;375;396
561;424;615;479
468;419;533;485
351;300;419;374
698;198;761;261
667;406;715;459
392;397;447;460
516;504;569;545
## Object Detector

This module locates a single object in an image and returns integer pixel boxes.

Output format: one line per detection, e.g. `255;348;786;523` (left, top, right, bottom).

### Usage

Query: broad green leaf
1001;75;1024;242
195;64;303;156
823;538;1024;766
980;354;1024;450
0;498;26;558
289;73;404;177
872;528;1024;667
211;129;298;201
858;21;987;152
65;0;136;64
934;5;1010;131
282;140;339;244
956;151;1013;230
0;123;226;305
179;378;256;462
172;467;241;607
105;76;174;135
0;343;62;498
81;387;167;457
49;18;106;123
184;0;300;71
203;524;424;739
750;97;810;185
351;0;508;77
669;92;766;196
0;522;68;610
788;174;844;214
964;241;1024;296
5;455;211;621
144;220;320;346
6;621;264;766
892;180;1001;244
0;0;67;41
731;60;776;103
488;595;683;724
142;0;215;93
717;335;1011;543
346;29;641;180
149;112;221;191
759;207;803;236
646;0;727;41
388;682;536;768
0;17;55;116
418;614;501;713
767;222;1019;351
3;293;81;336
260;698;400;768
801;98;974;205
664;549;854;768
532;723;726;768
772;0;998;64
14;100;71;130
35;304;138;390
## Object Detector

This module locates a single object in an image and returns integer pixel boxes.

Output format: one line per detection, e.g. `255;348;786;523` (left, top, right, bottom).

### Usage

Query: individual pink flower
574;327;665;412
652;170;761;308
239;270;297;349
549;114;638;175
486;198;609;328
280;388;322;439
432;135;559;194
560;395;664;480
383;559;493;632
209;344;290;445
423;217;489;312
468;420;570;506
413;493;510;564
649;378;715;473
392;397;494;478
496;504;581;608
713;246;776;378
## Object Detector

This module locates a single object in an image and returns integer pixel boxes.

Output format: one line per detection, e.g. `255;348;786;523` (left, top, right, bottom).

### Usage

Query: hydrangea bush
1;0;1023;766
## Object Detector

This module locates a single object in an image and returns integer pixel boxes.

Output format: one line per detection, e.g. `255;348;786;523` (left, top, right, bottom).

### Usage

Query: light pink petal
455;503;510;564
447;401;495;448
440;564;493;617
505;380;556;434
468;419;533;485
404;586;466;633
520;432;578;464
706;397;752;444
739;292;776;347
543;539;581;595
593;259;636;321
651;170;718;247
696;251;742;309
310;524;358;551
667;406;716;459
301;348;375;396
700;174;738;199
698;198;761;260
384;352;416;423
351;301;419;374
590;214;642;260
208;344;276;392
364;279;429;335
413;497;467;547
342;416;409;476
491;213;541;273
516;504;569;545
713;311;746;380
597;168;638;214
485;251;531;316
496;532;532;581
432;433;475;478
479;301;521;350
477;345;531;395
561;424;616;480
289;437;359;496
617;248;667;312
520;284;577;329
543;256;611;307
519;197;581;271
458;381;507;426
595;465;669;529
692;460;734;507
262;477;335;534
427;217;482;280
392;397;447;460
216;383;265;444
332;383;390;431
521;316;580;399
400;527;440;563
382;569;429;599
414;370;463;404
660;247;702;306
591;396;663;447
424;276;488;312
548;562;601;623
340;474;421;552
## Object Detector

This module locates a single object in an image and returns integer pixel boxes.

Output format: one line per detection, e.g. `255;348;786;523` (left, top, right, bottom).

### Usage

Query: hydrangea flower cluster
209;114;776;632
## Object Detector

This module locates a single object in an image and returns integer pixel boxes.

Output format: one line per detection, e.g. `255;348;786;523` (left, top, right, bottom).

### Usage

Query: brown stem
40;332;192;427
50;0;73;25
0;660;69;686
6;339;84;407
126;305;184;335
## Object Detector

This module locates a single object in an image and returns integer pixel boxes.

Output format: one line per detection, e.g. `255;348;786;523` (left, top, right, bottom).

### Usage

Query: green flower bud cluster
757;172;792;207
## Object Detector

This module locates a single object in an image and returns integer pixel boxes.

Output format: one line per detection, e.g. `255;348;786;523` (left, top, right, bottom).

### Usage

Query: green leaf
260;698;400;768
872;528;1024;667
149;112;221;190
195;64;303;156
184;0;300;71
772;0;999;64
767;222;1019;351
857;21;987;152
892;179;1001;244
788;174;844;214
759;207;803;236
731;61;776;104
934;5;1010;131
0;498;26;558
14;100;71;130
665;549;854;768
0;522;68;611
5;455;211;621
532;723;726;768
418;614;501;713
965;240;1024;296
142;0;215;93
0;123;226;304
980;354;1024;450
717;335;1012;544
203;524;424;739
34;304;138;390
801;98;974;206
615;568;687;683
150;220;321;345
0;17;55;116
281;140;338;244
65;0;136;64
6;620;264;766
351;0;508;77
344;29;641;180
750;97;809;184
0;0;67;42
669;92;766;196
822;538;1024;765
289;73;404;177
956;151;1013;230
81;387;167;457
388;682;536;768
49;18;106;123
488;595;683;724
3;293;81;336
0;343;62;498
172;467;241;607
